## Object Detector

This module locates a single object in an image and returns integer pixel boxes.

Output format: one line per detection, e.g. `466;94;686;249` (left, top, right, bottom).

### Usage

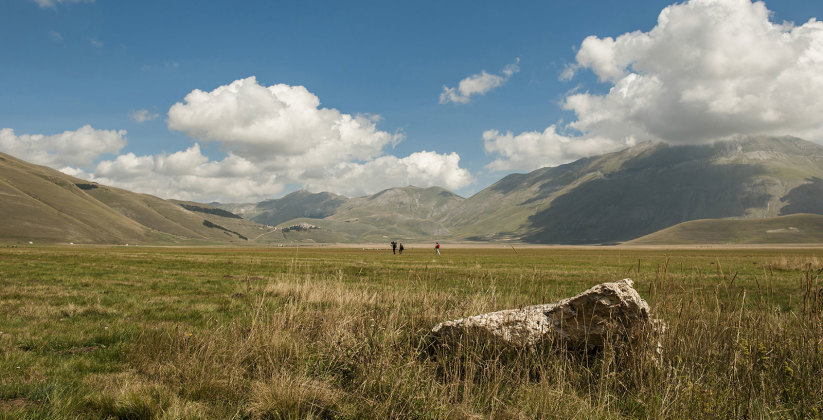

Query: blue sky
1;0;822;202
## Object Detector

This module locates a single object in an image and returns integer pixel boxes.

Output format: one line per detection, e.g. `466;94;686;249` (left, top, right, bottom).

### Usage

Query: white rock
431;278;661;351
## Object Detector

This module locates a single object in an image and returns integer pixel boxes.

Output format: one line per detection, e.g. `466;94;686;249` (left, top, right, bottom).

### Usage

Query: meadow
1;244;822;419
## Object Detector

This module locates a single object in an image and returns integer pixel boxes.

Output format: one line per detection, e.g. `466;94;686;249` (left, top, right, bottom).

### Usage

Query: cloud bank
486;0;823;171
303;151;472;198
440;59;520;104
65;144;285;202
0;125;126;169
17;77;472;202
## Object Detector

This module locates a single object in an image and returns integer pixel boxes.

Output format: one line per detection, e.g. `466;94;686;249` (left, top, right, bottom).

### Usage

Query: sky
1;0;822;202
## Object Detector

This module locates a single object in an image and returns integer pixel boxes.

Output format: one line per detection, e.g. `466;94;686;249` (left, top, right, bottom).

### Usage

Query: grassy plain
1;245;822;419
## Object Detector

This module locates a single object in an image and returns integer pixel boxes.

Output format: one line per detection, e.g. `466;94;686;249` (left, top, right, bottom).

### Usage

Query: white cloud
563;0;823;144
76;144;283;202
0;125;126;168
167;76;402;171
130;109;159;123
3;78;471;202
440;59;520;104
89;38;103;48
303;151;473;197
23;77;472;202
31;0;93;8
49;31;63;42
163;76;473;199
485;0;823;173
75;145;472;202
483;127;631;171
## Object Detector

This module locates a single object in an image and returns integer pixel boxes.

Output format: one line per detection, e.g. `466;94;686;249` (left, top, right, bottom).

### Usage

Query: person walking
391;241;397;254
398;243;404;254
435;242;440;255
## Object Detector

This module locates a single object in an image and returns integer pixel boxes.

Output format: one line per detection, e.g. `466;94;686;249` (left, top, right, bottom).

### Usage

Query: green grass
1;245;822;418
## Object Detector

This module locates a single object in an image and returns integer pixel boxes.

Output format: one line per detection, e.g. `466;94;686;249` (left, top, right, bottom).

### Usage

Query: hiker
435;242;440;255
391;241;397;254
398;242;404;254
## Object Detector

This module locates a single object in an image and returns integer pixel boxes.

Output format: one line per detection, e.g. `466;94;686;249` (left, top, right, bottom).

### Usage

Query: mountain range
217;136;823;244
3;135;823;245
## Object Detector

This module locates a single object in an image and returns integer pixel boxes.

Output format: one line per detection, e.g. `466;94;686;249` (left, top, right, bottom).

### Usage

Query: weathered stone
431;278;660;351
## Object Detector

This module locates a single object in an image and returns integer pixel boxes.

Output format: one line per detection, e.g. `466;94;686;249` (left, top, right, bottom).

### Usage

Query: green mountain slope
627;213;823;245
449;136;823;244
0;152;269;245
445;141;663;240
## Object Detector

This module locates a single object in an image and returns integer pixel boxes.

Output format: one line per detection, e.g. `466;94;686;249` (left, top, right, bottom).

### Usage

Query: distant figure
398;242;405;254
391;241;397;254
435;242;440;255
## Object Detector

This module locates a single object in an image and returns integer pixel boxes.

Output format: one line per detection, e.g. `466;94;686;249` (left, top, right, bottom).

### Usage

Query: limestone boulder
431;278;660;351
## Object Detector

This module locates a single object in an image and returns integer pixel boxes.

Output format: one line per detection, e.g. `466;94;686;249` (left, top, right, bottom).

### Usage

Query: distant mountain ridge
4;135;823;244
217;186;465;242
219;190;348;226
218;136;823;244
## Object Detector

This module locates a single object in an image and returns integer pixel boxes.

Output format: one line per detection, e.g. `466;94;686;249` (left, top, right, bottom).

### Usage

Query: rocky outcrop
431;278;661;351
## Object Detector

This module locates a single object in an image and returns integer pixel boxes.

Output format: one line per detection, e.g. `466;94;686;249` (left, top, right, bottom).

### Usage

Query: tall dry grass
98;260;823;418
3;247;822;418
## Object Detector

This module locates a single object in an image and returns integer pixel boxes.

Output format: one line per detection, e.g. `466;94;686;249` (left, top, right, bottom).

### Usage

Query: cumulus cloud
485;0;823;173
483;127;632;171
563;0;823;144
0;125;126;168
31;0;93;8
130;109;159;123
168;76;402;171
440;59;520;104
162;76;474;199
73;144;284;202
75;145;471;202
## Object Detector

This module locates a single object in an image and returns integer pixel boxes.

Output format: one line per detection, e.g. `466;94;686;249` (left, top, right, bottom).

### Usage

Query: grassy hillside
0;152;271;245
627;213;823;244
0;153;154;244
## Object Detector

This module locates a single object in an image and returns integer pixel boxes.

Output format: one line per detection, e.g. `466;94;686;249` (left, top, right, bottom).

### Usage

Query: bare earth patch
0;397;36;410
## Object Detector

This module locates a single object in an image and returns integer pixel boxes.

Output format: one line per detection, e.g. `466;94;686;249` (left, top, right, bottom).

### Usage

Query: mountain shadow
779;177;823;216
524;159;771;244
